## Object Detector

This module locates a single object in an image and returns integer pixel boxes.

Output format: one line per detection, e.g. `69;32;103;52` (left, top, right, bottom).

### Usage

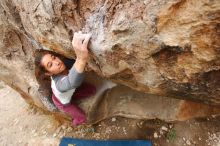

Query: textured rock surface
81;81;220;123
0;0;219;123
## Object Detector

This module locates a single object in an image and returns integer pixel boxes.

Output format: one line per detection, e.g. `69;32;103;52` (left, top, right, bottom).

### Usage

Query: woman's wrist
73;58;87;73
76;56;88;62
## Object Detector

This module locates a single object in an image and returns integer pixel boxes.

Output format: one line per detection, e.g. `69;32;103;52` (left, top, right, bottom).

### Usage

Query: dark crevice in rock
152;44;191;81
152;44;220;106
110;68;136;84
76;0;81;16
33;0;43;13
159;70;220;106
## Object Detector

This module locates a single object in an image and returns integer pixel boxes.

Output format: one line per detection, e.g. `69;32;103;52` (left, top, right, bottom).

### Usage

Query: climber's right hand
72;31;92;62
72;31;92;73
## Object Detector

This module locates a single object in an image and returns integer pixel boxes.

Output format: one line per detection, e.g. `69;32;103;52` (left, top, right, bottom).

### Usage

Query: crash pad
59;137;152;146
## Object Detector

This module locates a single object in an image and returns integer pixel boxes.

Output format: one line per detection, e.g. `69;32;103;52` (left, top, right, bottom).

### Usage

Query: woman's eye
49;62;52;68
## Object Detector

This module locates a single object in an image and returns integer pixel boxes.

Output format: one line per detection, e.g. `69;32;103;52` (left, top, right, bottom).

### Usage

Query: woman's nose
55;60;60;66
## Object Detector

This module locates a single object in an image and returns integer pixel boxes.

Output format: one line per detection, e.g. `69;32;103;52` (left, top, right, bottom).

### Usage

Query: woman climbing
35;32;96;126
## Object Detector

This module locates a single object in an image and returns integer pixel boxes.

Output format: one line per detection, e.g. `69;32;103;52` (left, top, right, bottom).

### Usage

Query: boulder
0;0;219;123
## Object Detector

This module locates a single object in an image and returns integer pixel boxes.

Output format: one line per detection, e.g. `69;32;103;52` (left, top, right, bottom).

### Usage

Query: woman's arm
53;66;85;92
72;32;91;73
54;32;91;92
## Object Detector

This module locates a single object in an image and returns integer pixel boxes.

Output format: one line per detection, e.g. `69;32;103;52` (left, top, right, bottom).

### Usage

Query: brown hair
34;49;63;81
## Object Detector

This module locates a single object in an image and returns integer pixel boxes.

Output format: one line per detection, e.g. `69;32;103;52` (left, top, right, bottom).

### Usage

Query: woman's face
41;53;66;75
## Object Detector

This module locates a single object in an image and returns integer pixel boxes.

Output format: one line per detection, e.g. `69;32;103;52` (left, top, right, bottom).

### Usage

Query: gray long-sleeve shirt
52;66;85;93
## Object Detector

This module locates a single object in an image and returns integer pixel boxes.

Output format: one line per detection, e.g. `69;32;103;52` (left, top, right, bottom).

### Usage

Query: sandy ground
0;81;220;146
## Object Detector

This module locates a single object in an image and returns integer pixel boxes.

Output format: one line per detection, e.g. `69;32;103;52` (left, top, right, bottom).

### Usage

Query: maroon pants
52;82;96;126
